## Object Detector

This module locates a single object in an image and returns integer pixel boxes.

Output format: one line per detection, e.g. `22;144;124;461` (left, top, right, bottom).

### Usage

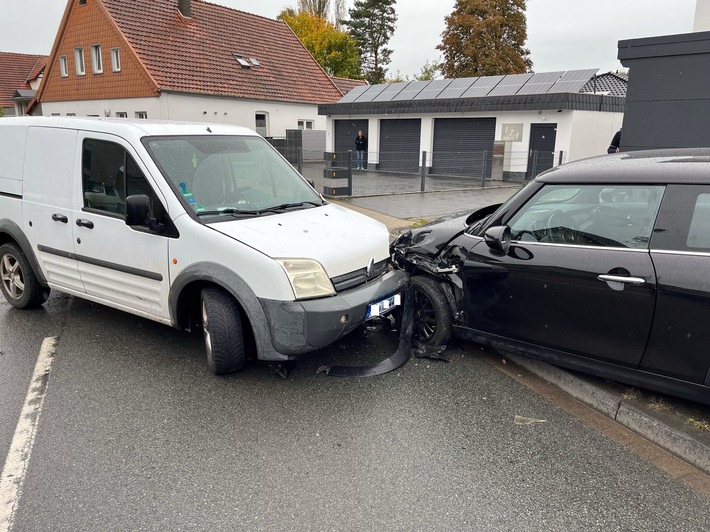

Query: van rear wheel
0;243;49;309
200;287;245;375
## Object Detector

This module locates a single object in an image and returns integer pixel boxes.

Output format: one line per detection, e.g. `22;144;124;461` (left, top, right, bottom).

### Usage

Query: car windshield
142;135;322;216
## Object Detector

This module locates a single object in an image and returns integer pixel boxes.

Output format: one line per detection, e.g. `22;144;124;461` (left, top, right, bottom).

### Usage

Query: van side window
82;139;160;218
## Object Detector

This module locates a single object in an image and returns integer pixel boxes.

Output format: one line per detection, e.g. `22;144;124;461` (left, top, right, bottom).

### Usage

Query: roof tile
0;52;47;108
102;0;343;104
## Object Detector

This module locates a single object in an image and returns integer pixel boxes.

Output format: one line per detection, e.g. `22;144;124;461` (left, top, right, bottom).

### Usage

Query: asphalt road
2;293;709;531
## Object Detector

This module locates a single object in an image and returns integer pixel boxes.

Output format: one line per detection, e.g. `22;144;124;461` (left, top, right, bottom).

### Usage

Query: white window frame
110;48;121;72
74;48;85;76
255;112;268;137
59;56;68;77
298;120;314;130
115;112;128;118
91;44;103;74
135;111;147;119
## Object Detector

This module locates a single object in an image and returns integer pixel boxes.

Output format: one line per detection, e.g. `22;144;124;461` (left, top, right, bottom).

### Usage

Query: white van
0;117;406;374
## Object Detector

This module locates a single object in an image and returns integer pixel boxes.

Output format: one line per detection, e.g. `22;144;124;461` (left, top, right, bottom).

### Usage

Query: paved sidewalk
333;188;710;477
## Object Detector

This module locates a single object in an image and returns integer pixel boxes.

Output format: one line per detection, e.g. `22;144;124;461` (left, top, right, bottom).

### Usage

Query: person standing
355;130;367;169
607;129;621;153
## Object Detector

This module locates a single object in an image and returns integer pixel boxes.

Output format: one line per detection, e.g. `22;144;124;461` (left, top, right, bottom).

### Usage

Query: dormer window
233;54;251;68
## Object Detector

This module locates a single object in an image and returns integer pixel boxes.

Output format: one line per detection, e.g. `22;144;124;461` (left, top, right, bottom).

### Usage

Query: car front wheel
200;287;245;375
411;275;453;345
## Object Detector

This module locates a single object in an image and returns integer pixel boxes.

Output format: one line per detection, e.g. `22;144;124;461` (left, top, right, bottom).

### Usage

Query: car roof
0;116;258;138
538;148;710;185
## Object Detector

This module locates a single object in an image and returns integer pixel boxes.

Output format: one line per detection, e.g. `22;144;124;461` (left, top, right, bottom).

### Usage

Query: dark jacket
607;129;621;153
355;134;367;151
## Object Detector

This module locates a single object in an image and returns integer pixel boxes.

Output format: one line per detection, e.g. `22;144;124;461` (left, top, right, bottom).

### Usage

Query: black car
392;149;710;405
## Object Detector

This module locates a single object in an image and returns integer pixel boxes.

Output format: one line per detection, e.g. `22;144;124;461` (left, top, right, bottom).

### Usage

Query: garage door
379;119;421;172
334;119;369;167
432;118;496;177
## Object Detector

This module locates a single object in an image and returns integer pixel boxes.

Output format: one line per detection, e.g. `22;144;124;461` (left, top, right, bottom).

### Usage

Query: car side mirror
484;226;511;255
126;194;164;233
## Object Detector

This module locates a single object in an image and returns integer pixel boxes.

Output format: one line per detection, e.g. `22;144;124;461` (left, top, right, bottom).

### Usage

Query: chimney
178;0;191;18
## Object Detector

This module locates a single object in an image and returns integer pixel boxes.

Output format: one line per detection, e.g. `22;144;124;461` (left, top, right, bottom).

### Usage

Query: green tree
438;0;532;78
342;0;398;85
414;59;441;81
279;9;361;78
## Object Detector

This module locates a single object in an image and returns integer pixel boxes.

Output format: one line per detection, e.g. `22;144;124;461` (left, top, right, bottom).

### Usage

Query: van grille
331;259;388;292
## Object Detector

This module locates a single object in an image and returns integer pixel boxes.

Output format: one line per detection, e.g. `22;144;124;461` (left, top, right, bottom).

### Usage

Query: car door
642;185;710;385
22;126;85;293
460;184;663;367
72;132;171;320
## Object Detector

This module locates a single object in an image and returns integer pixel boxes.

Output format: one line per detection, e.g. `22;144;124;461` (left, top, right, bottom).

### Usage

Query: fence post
297;147;303;174
347;150;353;194
481;150;487;187
420;151;427;192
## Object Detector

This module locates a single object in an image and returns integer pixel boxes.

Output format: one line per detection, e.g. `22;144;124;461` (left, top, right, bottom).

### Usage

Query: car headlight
276;259;335;300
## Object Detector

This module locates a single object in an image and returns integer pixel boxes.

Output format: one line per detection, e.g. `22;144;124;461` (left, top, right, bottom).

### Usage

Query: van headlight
276;259;335;300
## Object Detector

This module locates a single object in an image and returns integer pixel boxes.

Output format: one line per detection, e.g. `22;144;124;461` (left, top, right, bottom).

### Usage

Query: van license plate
366;294;401;319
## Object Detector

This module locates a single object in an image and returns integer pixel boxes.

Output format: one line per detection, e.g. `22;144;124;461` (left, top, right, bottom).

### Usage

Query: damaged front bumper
259;269;409;357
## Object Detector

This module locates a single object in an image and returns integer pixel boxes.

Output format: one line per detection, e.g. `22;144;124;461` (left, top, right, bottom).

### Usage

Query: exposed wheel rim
413;288;437;342
1;253;24;301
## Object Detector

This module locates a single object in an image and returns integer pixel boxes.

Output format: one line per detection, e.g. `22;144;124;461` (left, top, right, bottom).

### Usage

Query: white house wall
568;110;624;160
40;93;326;137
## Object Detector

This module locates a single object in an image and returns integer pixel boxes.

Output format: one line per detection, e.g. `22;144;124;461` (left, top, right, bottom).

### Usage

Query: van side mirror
484;226;511;255
126;194;164;233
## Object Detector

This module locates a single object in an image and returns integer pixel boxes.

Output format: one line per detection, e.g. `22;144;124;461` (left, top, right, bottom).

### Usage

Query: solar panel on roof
487;73;534;96
373;82;409;101
436;78;477;99
547;68;599;93
413;79;453;100
461;75;505;97
391;80;430;101
352;83;389;103
516;71;565;95
338;84;369;103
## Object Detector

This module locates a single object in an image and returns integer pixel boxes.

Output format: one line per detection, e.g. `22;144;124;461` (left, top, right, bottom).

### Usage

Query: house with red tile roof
32;0;346;136
0;52;47;116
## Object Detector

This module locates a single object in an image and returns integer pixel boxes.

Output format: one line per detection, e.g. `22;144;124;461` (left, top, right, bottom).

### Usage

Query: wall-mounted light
202;111;207;114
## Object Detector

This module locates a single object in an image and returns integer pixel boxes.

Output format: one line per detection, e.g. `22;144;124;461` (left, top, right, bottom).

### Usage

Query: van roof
0;116;259;138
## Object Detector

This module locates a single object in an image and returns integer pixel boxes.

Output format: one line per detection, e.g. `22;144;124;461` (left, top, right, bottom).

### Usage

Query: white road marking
0;336;58;532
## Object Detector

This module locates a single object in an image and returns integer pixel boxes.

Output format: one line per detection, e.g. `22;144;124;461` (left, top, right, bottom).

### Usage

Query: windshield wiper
197;208;260;217
250;201;324;215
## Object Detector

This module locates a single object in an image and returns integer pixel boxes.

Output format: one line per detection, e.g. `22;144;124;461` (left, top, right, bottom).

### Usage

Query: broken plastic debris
514;415;548;425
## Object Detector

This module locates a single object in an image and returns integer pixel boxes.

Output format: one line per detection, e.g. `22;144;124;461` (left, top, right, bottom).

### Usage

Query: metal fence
297;150;566;198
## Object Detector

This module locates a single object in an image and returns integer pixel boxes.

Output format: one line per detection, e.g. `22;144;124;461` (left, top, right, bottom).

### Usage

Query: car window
508;184;665;249
687;193;710;250
82;138;161;218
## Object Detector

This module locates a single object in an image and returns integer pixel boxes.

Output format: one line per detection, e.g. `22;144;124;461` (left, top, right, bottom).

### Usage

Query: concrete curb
507;354;710;476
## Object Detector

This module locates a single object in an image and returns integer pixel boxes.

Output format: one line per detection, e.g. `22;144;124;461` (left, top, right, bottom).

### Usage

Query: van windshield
142;135;323;216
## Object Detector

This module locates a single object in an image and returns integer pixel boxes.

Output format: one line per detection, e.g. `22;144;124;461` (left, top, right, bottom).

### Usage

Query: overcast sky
0;0;698;78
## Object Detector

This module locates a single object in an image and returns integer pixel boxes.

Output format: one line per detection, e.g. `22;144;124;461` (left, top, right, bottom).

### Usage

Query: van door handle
597;274;645;285
52;214;68;223
75;218;94;229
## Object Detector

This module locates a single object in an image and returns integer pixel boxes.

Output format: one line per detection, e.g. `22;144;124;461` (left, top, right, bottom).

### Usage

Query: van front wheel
0;243;48;309
200;287;245;375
